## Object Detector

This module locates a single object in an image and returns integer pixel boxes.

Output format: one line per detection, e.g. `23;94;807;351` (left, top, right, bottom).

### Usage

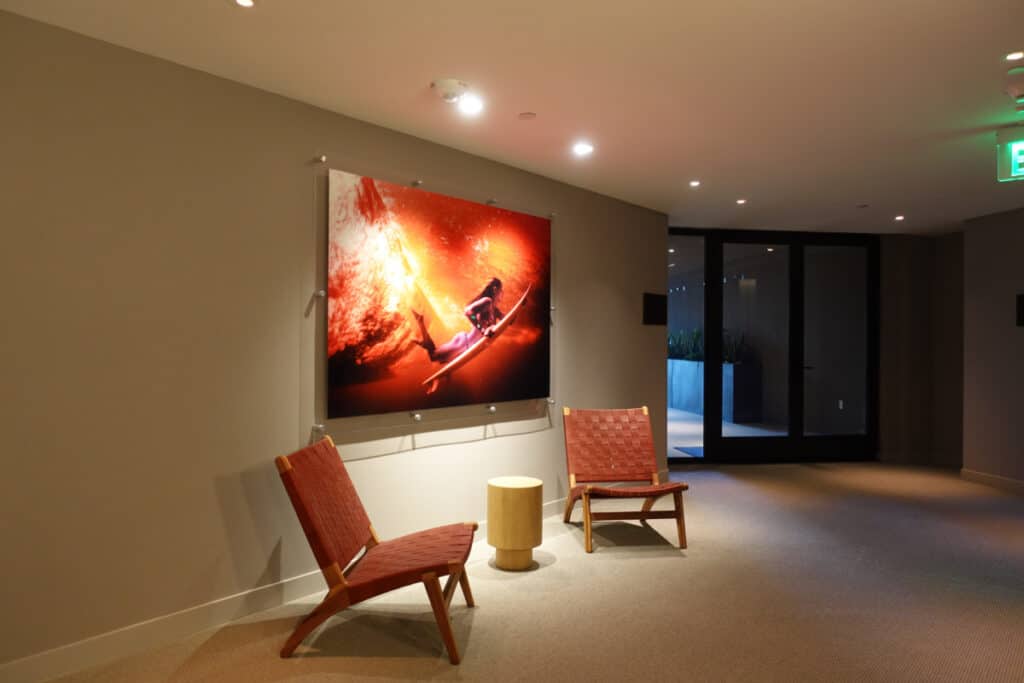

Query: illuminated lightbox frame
324;170;552;419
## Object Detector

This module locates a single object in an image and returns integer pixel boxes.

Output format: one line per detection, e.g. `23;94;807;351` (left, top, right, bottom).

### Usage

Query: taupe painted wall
879;233;964;467
0;12;667;665
930;232;964;469
963;208;1024;481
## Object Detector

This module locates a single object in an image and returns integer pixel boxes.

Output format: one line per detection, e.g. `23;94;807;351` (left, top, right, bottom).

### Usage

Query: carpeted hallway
53;464;1024;683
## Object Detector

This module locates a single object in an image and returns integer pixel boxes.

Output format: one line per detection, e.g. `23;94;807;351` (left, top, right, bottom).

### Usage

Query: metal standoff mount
547;397;556;404
314;290;326;298
315;154;327;163
411;412;423;422
486;198;498;205
411;179;423;187
488;405;497;413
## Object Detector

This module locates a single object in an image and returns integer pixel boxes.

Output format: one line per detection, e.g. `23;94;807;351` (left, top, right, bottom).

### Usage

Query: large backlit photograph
327;170;551;418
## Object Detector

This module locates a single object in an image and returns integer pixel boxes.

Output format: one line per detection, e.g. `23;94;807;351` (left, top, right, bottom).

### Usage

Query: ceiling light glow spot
894;215;905;221
1007;51;1024;61
766;247;775;253
689;180;701;188
736;198;747;205
668;248;676;253
457;93;484;116
572;141;594;157
235;0;254;7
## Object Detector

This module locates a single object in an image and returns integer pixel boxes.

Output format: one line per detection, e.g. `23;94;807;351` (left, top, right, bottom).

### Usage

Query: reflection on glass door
804;246;867;435
666;235;705;458
722;243;789;438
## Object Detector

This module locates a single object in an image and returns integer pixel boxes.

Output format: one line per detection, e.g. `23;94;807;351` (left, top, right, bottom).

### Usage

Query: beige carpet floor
52;464;1024;683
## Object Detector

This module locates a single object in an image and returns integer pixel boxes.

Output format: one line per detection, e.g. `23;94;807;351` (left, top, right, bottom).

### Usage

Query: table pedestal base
495;548;533;571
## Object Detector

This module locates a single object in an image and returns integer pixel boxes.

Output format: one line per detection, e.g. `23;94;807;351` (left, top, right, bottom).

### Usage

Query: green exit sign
997;129;1024;182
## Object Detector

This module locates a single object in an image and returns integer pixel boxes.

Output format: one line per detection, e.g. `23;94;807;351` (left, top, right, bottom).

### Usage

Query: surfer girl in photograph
413;277;505;364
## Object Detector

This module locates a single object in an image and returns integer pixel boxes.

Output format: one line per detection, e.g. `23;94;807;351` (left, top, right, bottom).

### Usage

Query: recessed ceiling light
766;247;775;253
736;198;747;205
689;180;701;188
668;248;676;253
894;215;905;221
1007;51;1024;61
572;141;594;157
457;93;484;116
235;0;254;7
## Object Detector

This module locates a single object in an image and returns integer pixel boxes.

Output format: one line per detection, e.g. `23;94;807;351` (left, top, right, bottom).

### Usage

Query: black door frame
668;227;880;463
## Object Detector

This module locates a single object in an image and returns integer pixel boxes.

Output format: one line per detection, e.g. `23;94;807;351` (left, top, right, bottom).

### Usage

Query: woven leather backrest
276;438;373;574
563;407;656;482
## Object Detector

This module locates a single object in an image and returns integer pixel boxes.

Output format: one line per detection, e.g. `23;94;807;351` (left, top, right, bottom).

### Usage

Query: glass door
721;242;790;440
669;228;878;463
803;246;869;436
666;234;706;459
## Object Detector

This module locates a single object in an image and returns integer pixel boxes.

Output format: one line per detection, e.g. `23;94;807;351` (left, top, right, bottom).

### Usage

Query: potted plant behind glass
721;330;761;424
667;328;704;413
667;328;762;423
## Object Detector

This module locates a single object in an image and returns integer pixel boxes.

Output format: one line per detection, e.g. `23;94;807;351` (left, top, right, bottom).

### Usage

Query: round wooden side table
487;476;543;570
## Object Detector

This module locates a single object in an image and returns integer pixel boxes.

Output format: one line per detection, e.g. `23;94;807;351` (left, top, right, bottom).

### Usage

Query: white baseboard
542;497;567;517
960;468;1024;495
0;569;326;683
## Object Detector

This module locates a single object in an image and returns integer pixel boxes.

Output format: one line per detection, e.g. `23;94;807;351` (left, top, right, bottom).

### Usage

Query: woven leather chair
275;436;478;664
562;406;688;553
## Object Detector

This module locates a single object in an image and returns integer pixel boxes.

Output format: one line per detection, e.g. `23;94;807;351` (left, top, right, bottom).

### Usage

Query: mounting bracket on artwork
304;290;326;318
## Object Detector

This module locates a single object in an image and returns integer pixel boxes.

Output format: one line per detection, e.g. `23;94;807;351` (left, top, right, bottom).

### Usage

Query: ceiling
4;0;1024;234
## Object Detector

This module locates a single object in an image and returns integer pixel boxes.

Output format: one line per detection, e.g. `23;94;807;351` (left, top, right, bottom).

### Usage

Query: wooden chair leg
280;589;349;658
563;495;576;522
423;572;461;665
582;492;593;553
442;566;461;608
641;496;656;513
458;568;476;607
673;490;687;549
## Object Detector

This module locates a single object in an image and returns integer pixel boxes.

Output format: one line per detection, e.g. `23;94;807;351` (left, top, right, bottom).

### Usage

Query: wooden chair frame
276;436;477;664
562;406;688;553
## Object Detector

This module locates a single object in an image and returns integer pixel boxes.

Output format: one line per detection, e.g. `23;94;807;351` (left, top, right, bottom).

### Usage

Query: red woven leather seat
569;482;687;499
276;437;477;664
563;406;689;553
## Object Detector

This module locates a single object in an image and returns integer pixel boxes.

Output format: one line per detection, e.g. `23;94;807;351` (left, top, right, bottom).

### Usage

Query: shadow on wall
214;465;292;613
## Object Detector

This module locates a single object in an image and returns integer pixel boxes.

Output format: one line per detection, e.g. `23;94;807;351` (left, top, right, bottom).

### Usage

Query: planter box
667;359;762;424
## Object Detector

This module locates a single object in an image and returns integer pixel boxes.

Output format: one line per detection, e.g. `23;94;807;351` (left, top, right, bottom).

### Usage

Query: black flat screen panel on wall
643;292;667;325
1018;294;1023;327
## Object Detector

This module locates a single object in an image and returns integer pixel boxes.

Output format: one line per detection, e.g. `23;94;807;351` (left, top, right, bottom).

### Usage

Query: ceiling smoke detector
431;78;469;104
